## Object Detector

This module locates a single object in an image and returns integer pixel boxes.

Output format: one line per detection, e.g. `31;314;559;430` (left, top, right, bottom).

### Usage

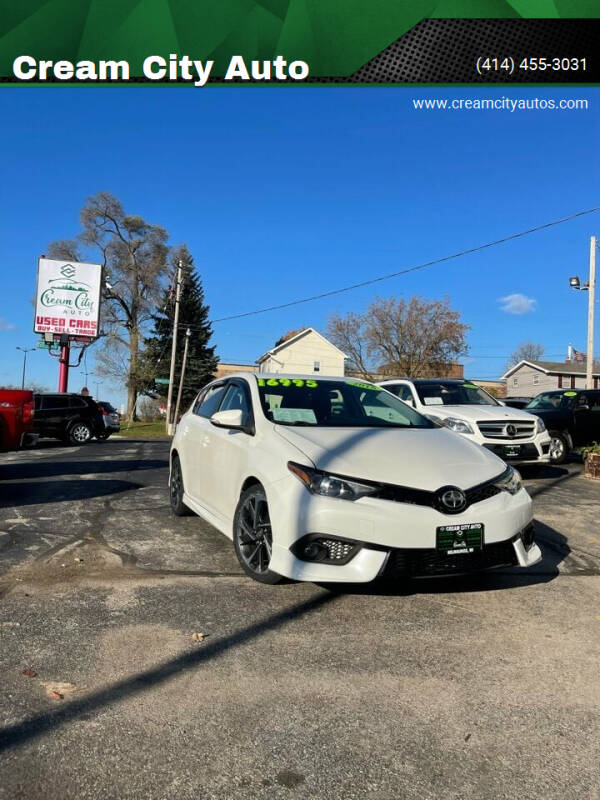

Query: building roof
256;327;347;364
501;359;600;379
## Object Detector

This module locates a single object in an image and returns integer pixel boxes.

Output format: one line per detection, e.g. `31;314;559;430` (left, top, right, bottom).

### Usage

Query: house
213;362;258;380
256;328;346;375
502;359;600;397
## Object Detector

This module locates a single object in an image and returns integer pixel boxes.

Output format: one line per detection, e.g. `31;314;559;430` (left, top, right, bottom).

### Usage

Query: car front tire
169;455;193;516
548;431;569;464
68;422;92;445
233;486;282;584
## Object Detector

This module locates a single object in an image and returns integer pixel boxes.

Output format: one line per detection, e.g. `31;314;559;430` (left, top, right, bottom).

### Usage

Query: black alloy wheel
169;455;193;516
233;486;282;584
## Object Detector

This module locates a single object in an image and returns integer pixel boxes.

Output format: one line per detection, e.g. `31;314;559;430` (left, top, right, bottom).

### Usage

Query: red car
0;389;36;450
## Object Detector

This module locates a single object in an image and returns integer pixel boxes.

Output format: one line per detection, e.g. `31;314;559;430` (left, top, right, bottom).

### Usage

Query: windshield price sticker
462;383;478;389
563;391;577;397
347;381;378;391
257;378;318;388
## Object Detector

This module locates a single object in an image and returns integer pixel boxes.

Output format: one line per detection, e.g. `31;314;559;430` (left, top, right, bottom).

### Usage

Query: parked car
96;401;120;439
378;378;551;467
524;389;600;464
0;389;36;450
33;393;104;445
503;396;532;410
169;374;540;585
378;378;550;464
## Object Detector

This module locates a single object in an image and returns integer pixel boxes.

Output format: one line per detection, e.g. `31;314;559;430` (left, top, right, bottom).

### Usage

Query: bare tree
327;296;469;379
48;192;168;419
505;341;545;373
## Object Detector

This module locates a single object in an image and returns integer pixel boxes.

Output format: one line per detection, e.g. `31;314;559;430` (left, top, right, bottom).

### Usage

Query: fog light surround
292;534;362;565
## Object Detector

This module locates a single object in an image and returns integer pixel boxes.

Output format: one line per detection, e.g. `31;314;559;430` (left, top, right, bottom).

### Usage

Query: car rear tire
548;431;569;464
68;422;92;445
169;455;194;516
233;486;282;584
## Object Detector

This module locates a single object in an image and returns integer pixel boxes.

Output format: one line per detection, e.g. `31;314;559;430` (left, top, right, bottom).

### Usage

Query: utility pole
173;328;191;426
166;260;184;434
586;236;596;390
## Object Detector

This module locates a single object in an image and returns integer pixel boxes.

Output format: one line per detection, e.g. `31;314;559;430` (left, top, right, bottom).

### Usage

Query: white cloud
0;317;15;331
498;293;537;315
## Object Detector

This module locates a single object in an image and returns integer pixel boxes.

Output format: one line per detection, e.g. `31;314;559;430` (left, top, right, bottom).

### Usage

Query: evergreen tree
140;246;218;410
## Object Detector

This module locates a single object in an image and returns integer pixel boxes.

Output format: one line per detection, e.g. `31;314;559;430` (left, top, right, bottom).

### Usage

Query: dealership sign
34;258;102;339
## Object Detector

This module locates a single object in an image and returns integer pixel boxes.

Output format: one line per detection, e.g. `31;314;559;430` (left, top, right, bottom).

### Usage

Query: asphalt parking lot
1;438;599;800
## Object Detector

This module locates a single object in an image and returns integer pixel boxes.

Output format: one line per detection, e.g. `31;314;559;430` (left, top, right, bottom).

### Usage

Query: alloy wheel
549;436;564;461
237;493;273;574
72;424;91;443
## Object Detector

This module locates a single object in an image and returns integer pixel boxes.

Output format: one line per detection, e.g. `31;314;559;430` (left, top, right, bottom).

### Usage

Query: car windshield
414;382;499;407
257;377;434;428
526;391;577;410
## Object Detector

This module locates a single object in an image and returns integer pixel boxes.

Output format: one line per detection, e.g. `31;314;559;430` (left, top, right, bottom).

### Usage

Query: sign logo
34;258;101;340
439;487;467;513
505;424;517;438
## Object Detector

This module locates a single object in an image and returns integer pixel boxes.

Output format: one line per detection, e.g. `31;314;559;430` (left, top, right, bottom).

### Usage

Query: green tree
140;246;218;411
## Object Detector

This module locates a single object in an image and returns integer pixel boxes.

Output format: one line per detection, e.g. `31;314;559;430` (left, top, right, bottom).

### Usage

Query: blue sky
0;86;598;405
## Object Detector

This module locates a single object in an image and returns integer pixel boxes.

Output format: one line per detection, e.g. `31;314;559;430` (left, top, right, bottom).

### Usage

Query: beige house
502;359;600;397
256;328;346;376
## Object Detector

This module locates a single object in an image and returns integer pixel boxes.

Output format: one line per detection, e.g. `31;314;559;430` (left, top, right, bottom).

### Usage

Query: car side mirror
210;409;253;434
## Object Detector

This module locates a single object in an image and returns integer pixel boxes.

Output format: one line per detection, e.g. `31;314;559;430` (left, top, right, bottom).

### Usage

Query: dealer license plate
436;523;483;555
503;444;521;457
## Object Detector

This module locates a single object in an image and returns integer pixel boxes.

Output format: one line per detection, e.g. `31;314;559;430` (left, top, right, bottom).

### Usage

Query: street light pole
16;347;35;390
586;236;596;390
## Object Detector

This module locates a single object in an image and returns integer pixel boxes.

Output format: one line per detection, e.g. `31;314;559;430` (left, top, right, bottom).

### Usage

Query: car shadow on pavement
0;590;337;753
319;520;570;597
0;460;167;482
0;479;143;508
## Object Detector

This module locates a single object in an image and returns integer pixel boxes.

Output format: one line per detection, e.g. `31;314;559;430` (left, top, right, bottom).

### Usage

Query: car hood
421;404;538;422
275;425;506;491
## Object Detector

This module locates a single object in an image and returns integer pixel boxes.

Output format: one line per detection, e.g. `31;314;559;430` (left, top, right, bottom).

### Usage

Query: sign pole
58;342;70;392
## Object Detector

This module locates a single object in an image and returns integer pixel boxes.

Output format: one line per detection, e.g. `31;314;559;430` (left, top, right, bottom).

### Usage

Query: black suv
34;393;105;445
524;389;600;464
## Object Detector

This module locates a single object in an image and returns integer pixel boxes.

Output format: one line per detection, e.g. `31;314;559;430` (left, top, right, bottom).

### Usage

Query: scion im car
169;374;541;584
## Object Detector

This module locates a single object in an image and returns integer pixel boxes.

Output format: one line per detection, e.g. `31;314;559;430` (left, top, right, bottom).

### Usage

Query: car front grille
373;476;502;513
384;539;518;577
477;420;535;440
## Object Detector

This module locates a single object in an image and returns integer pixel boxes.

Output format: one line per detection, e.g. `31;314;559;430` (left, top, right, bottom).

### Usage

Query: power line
209;206;600;322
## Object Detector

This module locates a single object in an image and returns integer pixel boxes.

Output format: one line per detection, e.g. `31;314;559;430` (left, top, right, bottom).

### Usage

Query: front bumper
268;477;537;583
479;433;551;464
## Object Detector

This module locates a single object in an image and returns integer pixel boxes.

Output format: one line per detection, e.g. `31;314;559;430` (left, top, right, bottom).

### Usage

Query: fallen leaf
21;668;37;678
41;681;77;700
191;632;208;642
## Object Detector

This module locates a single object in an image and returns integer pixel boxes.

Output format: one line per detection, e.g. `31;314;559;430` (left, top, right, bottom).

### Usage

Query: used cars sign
34;258;102;340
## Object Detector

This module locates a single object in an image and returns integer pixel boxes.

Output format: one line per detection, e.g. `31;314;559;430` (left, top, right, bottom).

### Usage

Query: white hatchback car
169;374;541;584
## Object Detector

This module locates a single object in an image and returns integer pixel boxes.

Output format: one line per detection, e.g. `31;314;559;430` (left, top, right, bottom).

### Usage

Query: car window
386;384;414;405
414;382;499;406
41;396;69;410
193;383;228;418
526;391;577;410
256;377;433;428
590;392;600;410
220;383;251;420
69;397;87;408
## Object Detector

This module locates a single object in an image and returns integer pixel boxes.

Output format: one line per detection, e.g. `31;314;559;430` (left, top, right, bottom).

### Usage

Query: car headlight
288;462;378;501
493;465;523;495
535;416;546;433
442;417;474;434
